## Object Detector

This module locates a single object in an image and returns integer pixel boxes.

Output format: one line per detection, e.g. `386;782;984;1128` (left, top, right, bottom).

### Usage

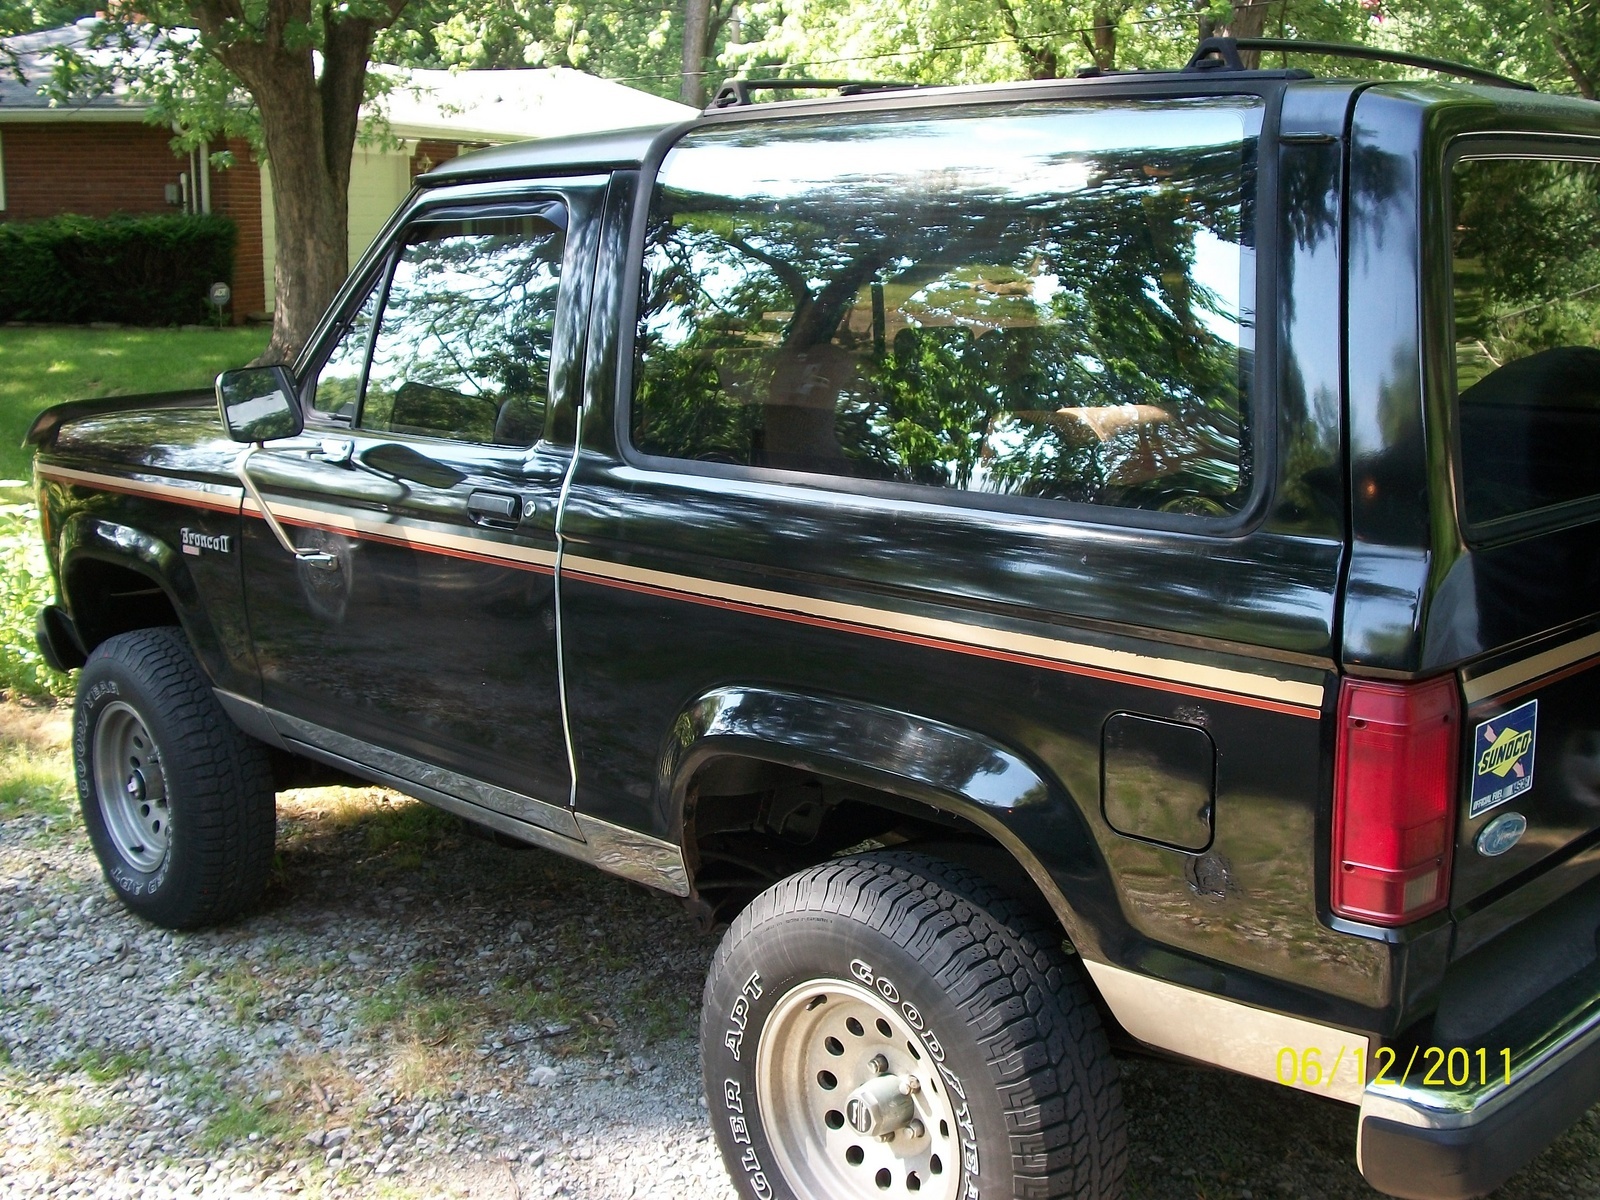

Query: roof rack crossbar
1185;36;1536;92
709;78;925;110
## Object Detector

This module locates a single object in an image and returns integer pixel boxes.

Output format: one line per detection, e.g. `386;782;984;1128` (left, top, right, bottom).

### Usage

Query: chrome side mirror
216;365;303;444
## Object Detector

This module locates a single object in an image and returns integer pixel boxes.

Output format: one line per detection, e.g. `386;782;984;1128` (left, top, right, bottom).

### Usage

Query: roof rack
709;78;926;109
1185;36;1536;92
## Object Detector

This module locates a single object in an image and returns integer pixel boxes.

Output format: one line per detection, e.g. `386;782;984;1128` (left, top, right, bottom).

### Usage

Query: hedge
0;212;237;326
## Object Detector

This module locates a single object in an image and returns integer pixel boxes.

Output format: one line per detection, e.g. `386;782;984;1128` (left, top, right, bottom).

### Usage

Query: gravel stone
3;765;1598;1198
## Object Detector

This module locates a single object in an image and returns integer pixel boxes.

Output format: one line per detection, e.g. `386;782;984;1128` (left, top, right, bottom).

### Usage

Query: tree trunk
1542;0;1598;99
1083;4;1118;70
682;0;712;107
190;0;392;365
995;0;1058;79
1224;1;1271;68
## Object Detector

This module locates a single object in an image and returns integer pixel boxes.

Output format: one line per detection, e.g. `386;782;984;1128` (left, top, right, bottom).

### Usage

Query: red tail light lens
1331;675;1460;925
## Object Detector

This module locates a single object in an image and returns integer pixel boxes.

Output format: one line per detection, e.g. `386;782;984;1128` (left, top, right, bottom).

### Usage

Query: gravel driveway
1;701;1597;1200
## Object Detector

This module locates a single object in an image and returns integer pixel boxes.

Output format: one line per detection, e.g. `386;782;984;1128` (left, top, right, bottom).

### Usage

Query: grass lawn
0;325;269;482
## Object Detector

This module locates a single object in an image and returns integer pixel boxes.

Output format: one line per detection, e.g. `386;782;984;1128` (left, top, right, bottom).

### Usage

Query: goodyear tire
74;627;276;929
701;852;1126;1200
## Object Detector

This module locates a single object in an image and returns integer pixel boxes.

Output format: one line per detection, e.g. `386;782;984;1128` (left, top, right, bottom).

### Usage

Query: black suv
27;40;1600;1200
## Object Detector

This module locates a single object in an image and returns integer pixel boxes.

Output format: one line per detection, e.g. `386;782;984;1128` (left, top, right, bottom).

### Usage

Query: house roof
369;67;695;143
0;20;696;141
0;20;149;116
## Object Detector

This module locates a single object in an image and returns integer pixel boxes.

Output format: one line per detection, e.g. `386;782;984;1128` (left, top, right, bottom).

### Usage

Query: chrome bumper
1357;975;1600;1199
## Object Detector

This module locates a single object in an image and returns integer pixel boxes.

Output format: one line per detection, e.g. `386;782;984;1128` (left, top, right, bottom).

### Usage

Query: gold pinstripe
38;461;1326;713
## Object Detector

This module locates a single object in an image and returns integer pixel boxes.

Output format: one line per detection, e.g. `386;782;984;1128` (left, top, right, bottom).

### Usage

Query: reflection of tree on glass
1452;157;1600;528
362;214;566;447
632;100;1260;517
313;288;379;423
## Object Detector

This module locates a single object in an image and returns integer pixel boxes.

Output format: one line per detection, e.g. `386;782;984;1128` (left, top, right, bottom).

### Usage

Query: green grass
0;506;73;703
0;325;265;698
0;708;74;824
0;325;268;481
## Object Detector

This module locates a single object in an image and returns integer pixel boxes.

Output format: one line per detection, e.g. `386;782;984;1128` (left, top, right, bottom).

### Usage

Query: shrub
0;213;236;327
0;505;72;703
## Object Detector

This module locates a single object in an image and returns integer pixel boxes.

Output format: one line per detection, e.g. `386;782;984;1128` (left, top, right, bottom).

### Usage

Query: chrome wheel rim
92;701;169;872
754;977;962;1200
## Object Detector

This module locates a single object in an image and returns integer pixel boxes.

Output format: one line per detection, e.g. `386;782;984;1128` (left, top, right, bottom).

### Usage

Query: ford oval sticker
1476;812;1528;858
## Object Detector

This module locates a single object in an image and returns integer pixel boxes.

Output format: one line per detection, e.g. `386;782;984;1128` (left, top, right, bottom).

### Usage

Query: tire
701;852;1126;1200
74;626;277;929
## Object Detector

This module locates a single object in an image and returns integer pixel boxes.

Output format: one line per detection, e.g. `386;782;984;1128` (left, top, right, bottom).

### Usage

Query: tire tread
707;850;1127;1199
76;627;275;929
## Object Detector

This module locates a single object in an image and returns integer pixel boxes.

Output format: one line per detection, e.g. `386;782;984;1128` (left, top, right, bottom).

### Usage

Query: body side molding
1082;959;1370;1104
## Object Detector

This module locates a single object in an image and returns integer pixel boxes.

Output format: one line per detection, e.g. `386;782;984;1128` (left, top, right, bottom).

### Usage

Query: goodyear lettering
848;954;976;1182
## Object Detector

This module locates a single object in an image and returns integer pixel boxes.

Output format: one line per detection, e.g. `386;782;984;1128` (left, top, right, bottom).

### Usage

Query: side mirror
216;365;303;443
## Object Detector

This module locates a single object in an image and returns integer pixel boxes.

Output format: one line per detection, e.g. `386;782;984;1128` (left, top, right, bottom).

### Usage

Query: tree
53;0;415;364
378;0;684;100
1379;0;1599;96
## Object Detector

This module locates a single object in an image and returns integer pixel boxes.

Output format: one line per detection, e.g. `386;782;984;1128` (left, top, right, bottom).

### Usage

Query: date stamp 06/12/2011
1275;1044;1513;1092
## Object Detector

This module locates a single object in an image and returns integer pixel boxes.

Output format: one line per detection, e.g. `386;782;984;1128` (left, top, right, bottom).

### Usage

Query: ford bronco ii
25;37;1600;1200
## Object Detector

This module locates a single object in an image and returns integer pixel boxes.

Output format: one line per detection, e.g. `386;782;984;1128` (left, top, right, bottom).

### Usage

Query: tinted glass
313;285;378;422
362;212;566;446
1453;155;1600;528
632;99;1260;516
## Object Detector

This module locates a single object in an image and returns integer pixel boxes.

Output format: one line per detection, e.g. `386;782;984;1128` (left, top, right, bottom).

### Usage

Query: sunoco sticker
1470;699;1537;819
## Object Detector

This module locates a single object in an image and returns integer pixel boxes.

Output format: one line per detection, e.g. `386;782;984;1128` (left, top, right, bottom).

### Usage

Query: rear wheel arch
663;686;1095;947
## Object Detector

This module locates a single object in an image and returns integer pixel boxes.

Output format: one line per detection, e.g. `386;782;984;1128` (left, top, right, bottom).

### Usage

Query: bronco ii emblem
180;528;232;556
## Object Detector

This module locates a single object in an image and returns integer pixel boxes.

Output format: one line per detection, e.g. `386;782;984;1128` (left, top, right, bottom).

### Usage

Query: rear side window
1452;153;1600;530
630;99;1262;518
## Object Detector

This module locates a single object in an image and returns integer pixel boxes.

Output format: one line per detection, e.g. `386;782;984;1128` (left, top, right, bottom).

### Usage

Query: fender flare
658;685;1096;945
56;513;227;673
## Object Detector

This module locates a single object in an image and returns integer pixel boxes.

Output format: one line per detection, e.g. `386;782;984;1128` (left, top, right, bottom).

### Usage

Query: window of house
313;208;567;447
1452;153;1600;530
630;99;1261;517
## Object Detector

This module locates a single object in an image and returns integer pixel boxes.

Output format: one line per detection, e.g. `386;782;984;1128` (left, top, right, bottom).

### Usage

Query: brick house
0;22;693;322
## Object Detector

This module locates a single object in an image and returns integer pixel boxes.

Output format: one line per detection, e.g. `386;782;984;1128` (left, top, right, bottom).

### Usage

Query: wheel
701;852;1126;1200
74;626;277;929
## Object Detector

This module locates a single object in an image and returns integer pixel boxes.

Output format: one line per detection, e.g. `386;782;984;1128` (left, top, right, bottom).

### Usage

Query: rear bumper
1357;978;1600;1199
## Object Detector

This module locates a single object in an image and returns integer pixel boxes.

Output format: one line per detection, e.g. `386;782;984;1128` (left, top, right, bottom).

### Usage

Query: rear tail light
1331;675;1460;925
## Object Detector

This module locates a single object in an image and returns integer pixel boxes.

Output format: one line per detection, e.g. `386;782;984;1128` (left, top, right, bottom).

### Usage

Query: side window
1451;154;1600;529
312;284;379;422
360;210;566;446
631;99;1260;517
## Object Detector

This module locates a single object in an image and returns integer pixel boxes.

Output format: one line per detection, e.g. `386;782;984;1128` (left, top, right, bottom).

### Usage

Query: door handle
467;491;521;523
